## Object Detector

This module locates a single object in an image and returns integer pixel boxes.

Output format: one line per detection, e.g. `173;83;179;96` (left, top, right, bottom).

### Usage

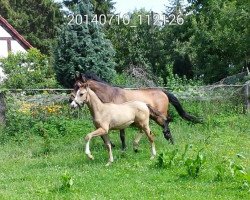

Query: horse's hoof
121;146;127;152
134;149;139;153
87;154;94;160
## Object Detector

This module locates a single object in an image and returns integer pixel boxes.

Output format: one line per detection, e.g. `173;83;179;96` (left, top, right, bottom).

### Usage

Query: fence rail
0;82;249;125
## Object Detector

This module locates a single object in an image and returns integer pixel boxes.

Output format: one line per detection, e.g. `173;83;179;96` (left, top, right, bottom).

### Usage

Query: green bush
0;48;58;89
3;93;69;138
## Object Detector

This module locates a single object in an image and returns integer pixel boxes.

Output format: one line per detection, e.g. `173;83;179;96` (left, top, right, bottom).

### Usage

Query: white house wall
11;40;27;54
0;25;28;58
0;41;8;57
0;26;11;37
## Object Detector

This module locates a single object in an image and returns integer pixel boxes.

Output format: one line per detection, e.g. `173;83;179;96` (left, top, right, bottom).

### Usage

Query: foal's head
70;82;89;108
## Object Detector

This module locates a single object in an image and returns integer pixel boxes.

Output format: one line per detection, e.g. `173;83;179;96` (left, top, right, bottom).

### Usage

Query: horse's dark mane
83;72;107;84
82;72;123;88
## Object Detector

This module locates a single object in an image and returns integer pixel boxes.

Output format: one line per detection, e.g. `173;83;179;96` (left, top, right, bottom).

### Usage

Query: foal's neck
86;89;104;117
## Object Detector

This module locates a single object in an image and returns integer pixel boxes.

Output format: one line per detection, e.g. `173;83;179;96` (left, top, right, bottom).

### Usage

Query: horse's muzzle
70;101;79;108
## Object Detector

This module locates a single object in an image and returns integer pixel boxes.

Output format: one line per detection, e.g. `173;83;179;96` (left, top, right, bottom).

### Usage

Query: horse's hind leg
150;112;174;144
163;117;174;144
102;134;114;166
101;136;115;148
120;129;127;151
142;126;156;159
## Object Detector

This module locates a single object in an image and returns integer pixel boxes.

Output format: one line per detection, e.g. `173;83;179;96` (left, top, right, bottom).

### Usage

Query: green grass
0;102;250;200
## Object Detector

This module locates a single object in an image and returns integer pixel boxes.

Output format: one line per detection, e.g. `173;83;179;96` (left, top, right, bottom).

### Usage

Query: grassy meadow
0;99;250;200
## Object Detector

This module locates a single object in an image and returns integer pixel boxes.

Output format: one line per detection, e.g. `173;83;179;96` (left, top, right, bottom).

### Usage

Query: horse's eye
80;93;83;97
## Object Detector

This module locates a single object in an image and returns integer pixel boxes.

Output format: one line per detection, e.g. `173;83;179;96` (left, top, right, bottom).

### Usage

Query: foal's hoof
150;156;155;160
105;161;113;167
87;154;94;160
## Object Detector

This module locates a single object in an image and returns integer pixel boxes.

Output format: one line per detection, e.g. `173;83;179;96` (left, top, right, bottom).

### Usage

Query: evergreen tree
63;0;115;16
53;0;116;88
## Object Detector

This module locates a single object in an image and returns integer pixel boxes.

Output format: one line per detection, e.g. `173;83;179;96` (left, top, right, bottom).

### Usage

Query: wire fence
0;81;249;125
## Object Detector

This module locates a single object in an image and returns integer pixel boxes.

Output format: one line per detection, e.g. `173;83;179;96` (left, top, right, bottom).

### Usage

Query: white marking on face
76;89;87;103
70;101;78;108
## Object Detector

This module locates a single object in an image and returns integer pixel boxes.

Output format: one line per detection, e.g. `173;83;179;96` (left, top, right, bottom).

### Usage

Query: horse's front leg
85;128;106;160
120;129;126;151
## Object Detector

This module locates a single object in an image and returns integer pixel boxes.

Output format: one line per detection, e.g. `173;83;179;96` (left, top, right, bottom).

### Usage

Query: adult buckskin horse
70;73;201;149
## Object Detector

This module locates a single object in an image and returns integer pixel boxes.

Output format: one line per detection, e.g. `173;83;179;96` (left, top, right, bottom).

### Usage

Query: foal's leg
142;126;156;159
102;134;114;166
85;128;106;160
133;131;143;153
120;129;127;151
101;136;116;148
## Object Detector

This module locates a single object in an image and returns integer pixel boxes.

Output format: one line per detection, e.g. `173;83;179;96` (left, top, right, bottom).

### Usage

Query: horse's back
123;89;168;115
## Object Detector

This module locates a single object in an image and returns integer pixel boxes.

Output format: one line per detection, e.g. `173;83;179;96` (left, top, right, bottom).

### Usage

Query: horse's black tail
163;90;203;123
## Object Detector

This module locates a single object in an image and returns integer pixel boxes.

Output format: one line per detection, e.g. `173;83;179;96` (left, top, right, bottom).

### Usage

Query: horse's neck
89;80;124;103
86;89;104;118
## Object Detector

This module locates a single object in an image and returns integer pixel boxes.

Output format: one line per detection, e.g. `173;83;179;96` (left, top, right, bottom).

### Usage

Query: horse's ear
75;71;81;81
82;74;87;83
77;81;83;88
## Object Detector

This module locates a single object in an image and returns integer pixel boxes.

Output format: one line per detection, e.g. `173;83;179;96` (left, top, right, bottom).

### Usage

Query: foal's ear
86;83;90;91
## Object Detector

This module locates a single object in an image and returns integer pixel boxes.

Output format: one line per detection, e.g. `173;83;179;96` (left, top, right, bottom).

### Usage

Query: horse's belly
110;119;134;130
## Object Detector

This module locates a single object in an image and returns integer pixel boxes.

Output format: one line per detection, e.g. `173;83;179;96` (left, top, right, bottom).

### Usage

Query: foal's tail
146;104;166;124
162;90;203;123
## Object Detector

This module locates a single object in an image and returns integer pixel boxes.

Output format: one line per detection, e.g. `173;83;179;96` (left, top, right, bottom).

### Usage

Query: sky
113;0;167;14
55;0;188;14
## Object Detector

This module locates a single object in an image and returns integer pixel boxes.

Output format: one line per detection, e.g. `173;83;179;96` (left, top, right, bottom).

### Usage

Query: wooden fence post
0;92;6;125
244;81;250;114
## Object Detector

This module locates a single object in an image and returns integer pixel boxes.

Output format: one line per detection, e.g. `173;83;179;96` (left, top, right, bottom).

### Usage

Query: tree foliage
0;0;64;54
106;0;249;84
63;0;115;16
53;0;116;88
0;48;58;89
183;0;250;83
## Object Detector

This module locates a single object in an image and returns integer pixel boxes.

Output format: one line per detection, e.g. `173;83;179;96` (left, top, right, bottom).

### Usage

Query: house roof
0;15;32;49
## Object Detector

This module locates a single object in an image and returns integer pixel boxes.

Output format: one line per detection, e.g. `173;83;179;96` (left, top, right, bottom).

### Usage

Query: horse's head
70;82;89;108
69;78;86;103
70;72;109;104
